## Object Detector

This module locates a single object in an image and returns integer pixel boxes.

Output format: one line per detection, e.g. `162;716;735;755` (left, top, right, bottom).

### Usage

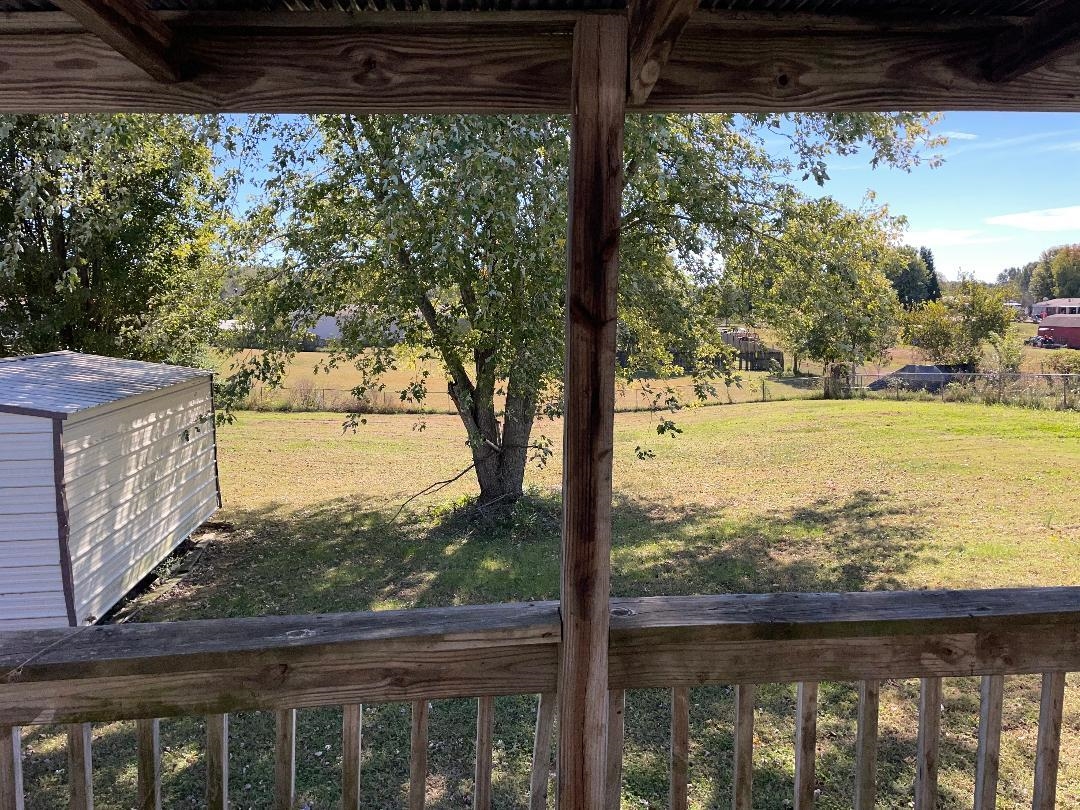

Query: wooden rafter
982;0;1080;83
627;0;699;106
50;0;179;82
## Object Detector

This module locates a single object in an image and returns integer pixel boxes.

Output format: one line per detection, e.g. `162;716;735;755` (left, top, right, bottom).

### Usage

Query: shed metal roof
1039;314;1080;327
0;351;211;419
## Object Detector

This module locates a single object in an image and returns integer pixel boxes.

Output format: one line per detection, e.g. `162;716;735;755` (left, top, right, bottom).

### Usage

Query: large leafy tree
226;113;937;505
884;246;938;309
903;278;1011;368
0;115;224;364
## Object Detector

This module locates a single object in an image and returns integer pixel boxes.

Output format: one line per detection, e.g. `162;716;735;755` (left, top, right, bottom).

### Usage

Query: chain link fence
852;371;1078;410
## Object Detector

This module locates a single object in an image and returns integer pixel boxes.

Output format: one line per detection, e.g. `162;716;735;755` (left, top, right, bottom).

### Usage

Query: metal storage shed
0;351;220;629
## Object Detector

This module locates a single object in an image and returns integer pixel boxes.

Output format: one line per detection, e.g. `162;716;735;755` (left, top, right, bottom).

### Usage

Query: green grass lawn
20;400;1080;809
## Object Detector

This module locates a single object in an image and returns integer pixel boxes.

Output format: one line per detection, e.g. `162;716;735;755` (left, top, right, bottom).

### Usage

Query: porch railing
1;587;1077;809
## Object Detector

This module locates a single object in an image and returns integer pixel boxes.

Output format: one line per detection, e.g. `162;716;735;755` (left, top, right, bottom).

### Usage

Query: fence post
761;378;766;402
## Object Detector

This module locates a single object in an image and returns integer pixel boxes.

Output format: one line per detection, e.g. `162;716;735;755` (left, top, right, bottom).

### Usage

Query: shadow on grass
19;487;948;809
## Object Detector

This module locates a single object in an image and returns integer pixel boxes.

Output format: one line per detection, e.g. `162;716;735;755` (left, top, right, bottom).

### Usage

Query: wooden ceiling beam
982;0;1080;83
49;0;180;82
3;11;1080;113
627;0;698;106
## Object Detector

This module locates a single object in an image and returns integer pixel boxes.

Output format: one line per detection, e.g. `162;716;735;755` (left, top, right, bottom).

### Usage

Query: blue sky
790;112;1080;282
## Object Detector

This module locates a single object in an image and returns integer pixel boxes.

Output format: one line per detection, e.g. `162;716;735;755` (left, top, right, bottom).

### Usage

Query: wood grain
342;704;363;810
794;682;817;809
627;0;698;105
474;697;495;810
974;674;1003;810
669;687;688;810
557;13;626;810
853;681;878;810
135;719;160;810
1032;671;1066;810
66;723;93;810
733;684;754;810
410;700;429;810
0;726;24;810
529;693;556;810
983;0;1080;82
273;709;296;810
205;714;228;810
50;0;178;81
606;690;625;810
915;678;941;810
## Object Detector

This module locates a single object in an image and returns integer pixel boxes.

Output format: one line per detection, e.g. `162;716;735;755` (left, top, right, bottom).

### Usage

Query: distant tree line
997;244;1080;305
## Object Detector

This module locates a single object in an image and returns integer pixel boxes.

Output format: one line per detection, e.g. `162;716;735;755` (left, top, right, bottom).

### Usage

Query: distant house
1032;297;1080;318
1037;314;1080;349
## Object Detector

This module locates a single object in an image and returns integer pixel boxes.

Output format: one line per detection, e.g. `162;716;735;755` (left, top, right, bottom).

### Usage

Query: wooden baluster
410;699;429;810
670;687;689;810
606;690;625;810
915;677;942;810
342;704;363;810
732;684;755;810
794;682;818;810
274;709;296;810
854;680;879;810
974;675;1003;810
1032;672;1066;810
474;697;495;810
135;719;161;810
206;714;228;810
529;693;557;810
67;723;93;810
0;726;24;810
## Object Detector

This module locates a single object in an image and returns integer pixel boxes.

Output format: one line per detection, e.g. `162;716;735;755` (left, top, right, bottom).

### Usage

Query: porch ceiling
1;0;1078;112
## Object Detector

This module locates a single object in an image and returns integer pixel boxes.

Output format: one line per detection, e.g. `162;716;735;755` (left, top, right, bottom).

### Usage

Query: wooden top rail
2;587;1078;725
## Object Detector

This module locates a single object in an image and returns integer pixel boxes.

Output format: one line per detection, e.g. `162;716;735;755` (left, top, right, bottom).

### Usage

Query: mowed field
20;400;1080;809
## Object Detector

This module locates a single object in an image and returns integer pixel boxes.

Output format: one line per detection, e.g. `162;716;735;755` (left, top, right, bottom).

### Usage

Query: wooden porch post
558;13;627;810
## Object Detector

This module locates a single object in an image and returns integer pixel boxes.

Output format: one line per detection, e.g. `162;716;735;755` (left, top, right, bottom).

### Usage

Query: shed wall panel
0;418;67;629
65;379;217;625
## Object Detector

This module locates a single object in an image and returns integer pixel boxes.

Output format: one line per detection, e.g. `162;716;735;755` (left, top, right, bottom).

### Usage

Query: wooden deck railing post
854;681;879;810
794;682;818;809
732;684;755;810
206;714;228;810
606;690;626;810
670;687;689;810
342;704;363;809
915;678;942;810
274;709;296;810
0;726;23;810
67;723;93;810
529;693;557;810
974;675;1003;810
474;697;495;810
410;699;429;810
1032;672;1066;810
135;719;160;810
558;12;626;810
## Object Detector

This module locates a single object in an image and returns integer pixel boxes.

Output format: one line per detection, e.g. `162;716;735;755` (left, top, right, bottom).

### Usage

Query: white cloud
903;228;1011;247
941;131;978;141
985;205;1080;232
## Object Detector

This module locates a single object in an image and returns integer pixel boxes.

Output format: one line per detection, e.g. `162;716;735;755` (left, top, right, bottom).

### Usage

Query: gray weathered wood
529;692;556;810
914;678;941;810
670;686;689;810
342;704;363;810
557;13;627;810
854;681;878;810
794;682;817;809
274;708;296;810
135;719;160;810
733;684;754;810
50;0;178;81
66;723;93;810
410;700;429;810
474;696;495;810
0;726;23;810
205;714;228;810
974;674;1003;810
606;690;625;810
1032;671;1066;810
627;0;698;105
983;0;1080;82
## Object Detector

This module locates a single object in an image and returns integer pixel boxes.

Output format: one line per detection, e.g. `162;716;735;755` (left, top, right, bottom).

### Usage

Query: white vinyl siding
64;379;218;625
0;413;68;629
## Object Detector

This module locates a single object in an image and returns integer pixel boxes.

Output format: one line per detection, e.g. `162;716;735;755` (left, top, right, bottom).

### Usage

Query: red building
1038;314;1080;349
